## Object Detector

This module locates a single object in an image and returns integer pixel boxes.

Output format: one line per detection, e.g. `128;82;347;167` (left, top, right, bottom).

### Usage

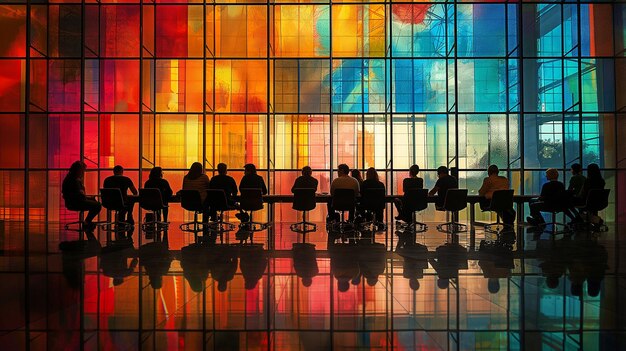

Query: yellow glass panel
332;5;386;57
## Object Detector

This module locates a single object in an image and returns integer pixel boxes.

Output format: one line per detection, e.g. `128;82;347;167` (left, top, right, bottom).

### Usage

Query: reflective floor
1;219;625;350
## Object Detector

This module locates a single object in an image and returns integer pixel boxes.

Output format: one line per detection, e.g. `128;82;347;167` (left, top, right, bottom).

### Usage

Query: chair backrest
360;188;386;211
403;188;429;212
443;189;468;211
139;188;165;211
489;189;514;213
240;188;264;211
100;188;126;211
585;188;610;212
292;188;316;212
178;190;204;212
206;189;230;211
332;188;356;212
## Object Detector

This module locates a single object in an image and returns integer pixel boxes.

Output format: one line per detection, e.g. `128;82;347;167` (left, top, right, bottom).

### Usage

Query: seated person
360;168;385;226
291;166;319;192
394;164;424;221
209;163;246;221
575;163;606;222
144;167;173;222
350;169;364;189
182;162;211;222
568;163;586;197
428;166;458;209
239;163;268;195
103;165;138;224
527;168;569;226
478;164;515;225
328;164;360;222
62;161;102;234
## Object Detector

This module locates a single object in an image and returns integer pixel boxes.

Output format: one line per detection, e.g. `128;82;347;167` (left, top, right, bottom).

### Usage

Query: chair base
436;222;467;234
484;222;513;235
64;220;85;232
290;221;317;234
141;221;169;232
100;221;133;233
396;220;428;234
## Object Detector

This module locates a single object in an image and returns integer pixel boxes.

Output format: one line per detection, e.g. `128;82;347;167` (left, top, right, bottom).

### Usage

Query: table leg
469;203;475;250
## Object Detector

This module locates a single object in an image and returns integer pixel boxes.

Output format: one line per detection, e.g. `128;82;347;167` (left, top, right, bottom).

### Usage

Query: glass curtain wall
0;2;624;233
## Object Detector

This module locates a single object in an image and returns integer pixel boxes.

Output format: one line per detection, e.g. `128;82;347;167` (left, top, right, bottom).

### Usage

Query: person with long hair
350;169;364;188
182;162;211;222
62;161;101;233
361;168;386;228
144;167;173;222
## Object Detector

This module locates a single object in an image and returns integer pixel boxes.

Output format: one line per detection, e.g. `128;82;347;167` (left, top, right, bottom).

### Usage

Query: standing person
429;166;458;209
394;164;424;221
210;163;247;221
144;167;173;222
478;165;515;225
361;168;386;227
527;168;568;227
350;169;364;189
239;163;268;195
328;164;360;222
568;163;586;196
103;165;138;224
182;162;211;222
291;166;319;192
62;161;101;234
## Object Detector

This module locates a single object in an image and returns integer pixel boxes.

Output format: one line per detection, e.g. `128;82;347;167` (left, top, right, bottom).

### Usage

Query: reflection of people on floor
60;240;102;289
292;243;319;287
138;242;172;289
567;236;608;297
357;242;386;287
181;243;211;293
536;237;570;290
478;231;515;294
100;245;137;287
211;245;238;292
429;243;468;289
396;243;428;291
239;244;268;290
329;243;360;292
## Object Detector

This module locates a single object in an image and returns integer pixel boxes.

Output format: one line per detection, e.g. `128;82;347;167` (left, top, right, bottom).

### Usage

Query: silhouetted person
209;163;247;222
62;161;102;234
100;245;138;287
357;242;386;287
328;164;360;222
138;242;172;289
211;245;238;292
182;162;211;222
568;163;586;196
292;243;319;287
360;167;385;227
536;236;569;290
291;166;318;192
181;243;211;293
574;163;607;224
429;166;458;209
527;168;568;226
239;245;268;290
394;164;424;221
144;167;173;222
240;163;268;194
478;164;515;225
103;165;138;225
350;169;364;189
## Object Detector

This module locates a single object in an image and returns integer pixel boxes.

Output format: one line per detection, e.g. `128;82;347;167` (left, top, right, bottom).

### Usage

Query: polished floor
1;218;625;351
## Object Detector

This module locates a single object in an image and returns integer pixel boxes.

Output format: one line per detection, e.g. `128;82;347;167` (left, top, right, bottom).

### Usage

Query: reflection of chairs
540;200;571;235
436;189;468;234
575;189;610;232
206;189;237;243
139;188;169;234
178;190;205;243
329;189;356;238
290;188;317;235
239;189;269;242
483;189;514;234
99;188;133;236
359;188;386;234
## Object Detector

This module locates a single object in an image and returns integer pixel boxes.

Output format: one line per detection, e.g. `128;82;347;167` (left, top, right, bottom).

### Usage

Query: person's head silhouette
437;278;449;289
488;278;501;294
302;277;313;287
409;278;420;291
337;279;350;292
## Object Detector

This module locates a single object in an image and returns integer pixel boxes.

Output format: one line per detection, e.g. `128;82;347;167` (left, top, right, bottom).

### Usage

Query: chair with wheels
290;188;317;235
178;190;206;243
483;189;514;235
99;188;133;240
575;188;610;232
396;188;429;236
139;188;169;236
206;189;237;243
238;188;269;243
358;188;386;234
328;189;357;240
436;189;468;234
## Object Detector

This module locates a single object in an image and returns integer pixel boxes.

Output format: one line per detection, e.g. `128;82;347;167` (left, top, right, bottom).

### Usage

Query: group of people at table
61;160;606;235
